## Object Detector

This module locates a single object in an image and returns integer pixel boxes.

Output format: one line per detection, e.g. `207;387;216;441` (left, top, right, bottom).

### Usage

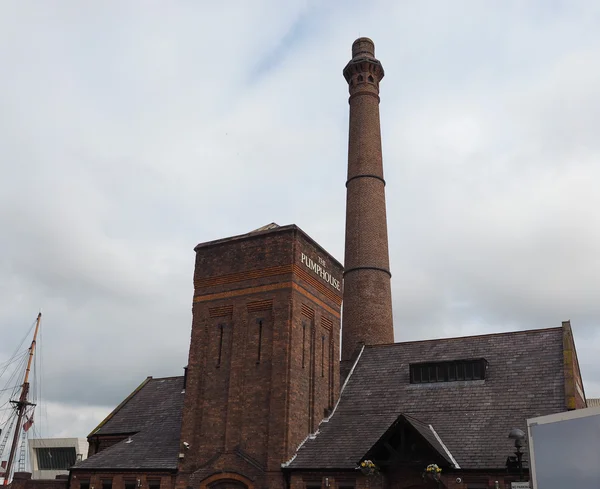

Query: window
410;359;487;384
35;447;77;470
217;324;224;367
148;480;161;489
124;481;137;489
102;479;112;489
79;480;90;489
256;319;263;364
302;321;307;368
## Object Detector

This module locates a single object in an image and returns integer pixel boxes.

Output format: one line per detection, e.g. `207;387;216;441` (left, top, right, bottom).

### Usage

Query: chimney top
352;37;375;58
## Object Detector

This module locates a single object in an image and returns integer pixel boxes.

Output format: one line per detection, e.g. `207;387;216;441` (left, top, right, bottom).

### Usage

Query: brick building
65;37;591;489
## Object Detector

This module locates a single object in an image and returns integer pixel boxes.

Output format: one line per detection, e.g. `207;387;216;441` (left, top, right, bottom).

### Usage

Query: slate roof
402;415;456;467
74;376;184;471
287;327;566;470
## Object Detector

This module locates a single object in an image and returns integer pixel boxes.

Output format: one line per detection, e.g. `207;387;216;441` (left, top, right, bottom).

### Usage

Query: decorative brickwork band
246;299;273;312
208;305;233;318
345;174;386;187
341;38;394;361
343;266;392;277
348;91;380;102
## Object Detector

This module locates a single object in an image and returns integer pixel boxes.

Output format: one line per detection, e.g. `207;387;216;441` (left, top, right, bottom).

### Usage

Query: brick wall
177;225;343;489
10;473;68;489
289;470;528;489
69;472;175;489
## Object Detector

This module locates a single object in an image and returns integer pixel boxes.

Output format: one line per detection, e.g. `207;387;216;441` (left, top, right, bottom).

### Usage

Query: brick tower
341;38;394;363
177;224;343;489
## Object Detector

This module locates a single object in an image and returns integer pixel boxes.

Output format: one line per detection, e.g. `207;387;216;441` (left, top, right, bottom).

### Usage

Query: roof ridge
149;375;184;381
364;326;563;348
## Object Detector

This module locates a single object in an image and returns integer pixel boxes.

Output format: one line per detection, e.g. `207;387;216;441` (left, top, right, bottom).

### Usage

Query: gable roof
286;327;566;470
74;376;184;471
362;413;458;468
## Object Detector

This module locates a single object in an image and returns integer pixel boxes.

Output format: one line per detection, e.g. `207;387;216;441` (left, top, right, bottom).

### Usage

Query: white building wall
28;438;88;480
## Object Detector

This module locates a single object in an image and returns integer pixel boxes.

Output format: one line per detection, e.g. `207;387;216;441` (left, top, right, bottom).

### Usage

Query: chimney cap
352;37;375;58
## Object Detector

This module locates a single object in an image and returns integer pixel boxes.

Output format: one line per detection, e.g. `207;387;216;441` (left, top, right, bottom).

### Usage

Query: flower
423;464;442;481
356;460;379;476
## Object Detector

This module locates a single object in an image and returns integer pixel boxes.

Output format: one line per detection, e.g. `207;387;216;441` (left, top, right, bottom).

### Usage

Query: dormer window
410;359;488;384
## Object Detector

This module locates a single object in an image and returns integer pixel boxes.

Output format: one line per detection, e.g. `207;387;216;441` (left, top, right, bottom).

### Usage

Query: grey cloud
1;1;599;438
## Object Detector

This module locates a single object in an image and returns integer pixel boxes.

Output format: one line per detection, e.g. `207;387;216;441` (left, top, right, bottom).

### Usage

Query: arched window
209;479;248;489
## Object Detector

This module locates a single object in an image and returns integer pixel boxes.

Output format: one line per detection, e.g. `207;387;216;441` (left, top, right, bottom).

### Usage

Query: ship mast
3;313;41;485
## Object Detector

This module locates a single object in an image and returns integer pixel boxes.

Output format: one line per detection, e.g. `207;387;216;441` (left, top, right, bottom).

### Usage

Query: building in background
29;438;88;480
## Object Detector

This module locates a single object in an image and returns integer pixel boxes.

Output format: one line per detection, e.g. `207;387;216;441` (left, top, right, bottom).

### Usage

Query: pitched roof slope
74;376;184;470
287;328;565;470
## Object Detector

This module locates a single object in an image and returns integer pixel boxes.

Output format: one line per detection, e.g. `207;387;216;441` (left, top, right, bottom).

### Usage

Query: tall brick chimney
341;38;394;363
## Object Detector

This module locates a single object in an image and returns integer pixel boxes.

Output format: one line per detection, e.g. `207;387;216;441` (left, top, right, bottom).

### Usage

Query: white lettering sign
511;482;530;489
300;253;342;291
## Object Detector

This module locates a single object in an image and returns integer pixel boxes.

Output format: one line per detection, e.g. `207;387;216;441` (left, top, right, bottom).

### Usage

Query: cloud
0;0;599;439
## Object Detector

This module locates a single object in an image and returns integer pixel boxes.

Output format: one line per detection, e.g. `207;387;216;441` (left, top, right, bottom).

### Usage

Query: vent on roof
410;358;488;384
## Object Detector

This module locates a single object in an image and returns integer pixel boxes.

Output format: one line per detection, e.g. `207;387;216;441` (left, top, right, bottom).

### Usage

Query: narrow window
473;360;482;379
368;75;374;83
448;363;456;381
321;335;325;377
102;479;113;489
456;362;465;380
412;366;420;383
302;322;306;368
465;361;474;380
256;319;263;364
437;364;445;381
217;324;224;367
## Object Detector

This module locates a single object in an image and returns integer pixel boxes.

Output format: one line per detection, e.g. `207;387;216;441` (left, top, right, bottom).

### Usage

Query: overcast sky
1;1;599;439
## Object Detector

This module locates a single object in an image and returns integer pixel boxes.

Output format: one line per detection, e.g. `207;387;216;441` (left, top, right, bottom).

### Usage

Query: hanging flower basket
422;464;442;481
357;459;379;476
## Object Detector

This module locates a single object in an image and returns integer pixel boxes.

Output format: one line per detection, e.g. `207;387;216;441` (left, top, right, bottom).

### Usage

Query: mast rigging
1;313;41;485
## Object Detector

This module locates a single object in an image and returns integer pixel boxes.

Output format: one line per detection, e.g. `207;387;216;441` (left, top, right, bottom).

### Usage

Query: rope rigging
0;313;43;485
